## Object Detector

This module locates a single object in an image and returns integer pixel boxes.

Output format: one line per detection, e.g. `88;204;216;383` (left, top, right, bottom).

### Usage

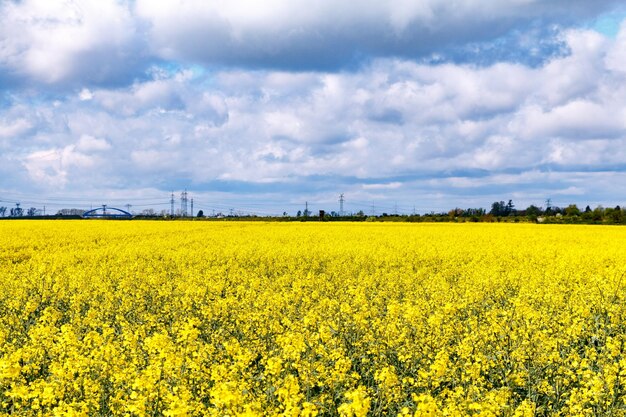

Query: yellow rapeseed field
1;221;626;417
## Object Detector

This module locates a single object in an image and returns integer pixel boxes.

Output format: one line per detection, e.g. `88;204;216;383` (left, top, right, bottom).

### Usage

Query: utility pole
371;201;376;216
125;204;132;214
191;198;194;218
339;193;344;216
305;201;309;218
180;190;188;217
170;192;175;217
394;202;398;216
546;198;552;212
43;206;46;216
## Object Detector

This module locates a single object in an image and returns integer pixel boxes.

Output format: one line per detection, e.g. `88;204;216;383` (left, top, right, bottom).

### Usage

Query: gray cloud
134;0;622;70
0;0;623;90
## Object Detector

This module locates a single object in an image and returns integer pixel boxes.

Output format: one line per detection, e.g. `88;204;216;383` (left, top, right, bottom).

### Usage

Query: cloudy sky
1;0;626;215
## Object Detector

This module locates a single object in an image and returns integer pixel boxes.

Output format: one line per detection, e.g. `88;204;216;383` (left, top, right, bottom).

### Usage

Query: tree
505;200;515;216
27;207;37;216
197;210;204;218
462;208;485;217
490;201;506;216
564;204;580;216
0;206;6;217
611;205;624;223
448;208;463;218
592;206;604;221
296;210;302;217
525;205;542;217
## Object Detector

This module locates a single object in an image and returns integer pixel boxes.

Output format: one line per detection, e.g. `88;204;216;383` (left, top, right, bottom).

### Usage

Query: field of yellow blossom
1;221;626;416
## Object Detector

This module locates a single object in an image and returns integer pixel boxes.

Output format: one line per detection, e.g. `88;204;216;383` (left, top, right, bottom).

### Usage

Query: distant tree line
286;200;626;225
483;200;625;224
361;201;626;225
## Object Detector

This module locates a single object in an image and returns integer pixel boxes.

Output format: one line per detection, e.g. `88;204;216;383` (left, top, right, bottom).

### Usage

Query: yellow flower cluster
1;221;626;416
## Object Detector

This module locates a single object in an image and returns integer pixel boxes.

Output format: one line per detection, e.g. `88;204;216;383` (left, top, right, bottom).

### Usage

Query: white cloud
130;149;178;171
0;0;140;85
76;135;111;152
79;89;93;101
554;186;586;195
362;182;403;190
0;118;31;138
3;21;626;209
24;146;95;187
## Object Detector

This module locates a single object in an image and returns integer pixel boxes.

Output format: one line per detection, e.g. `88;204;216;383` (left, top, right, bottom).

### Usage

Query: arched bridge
83;205;132;219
